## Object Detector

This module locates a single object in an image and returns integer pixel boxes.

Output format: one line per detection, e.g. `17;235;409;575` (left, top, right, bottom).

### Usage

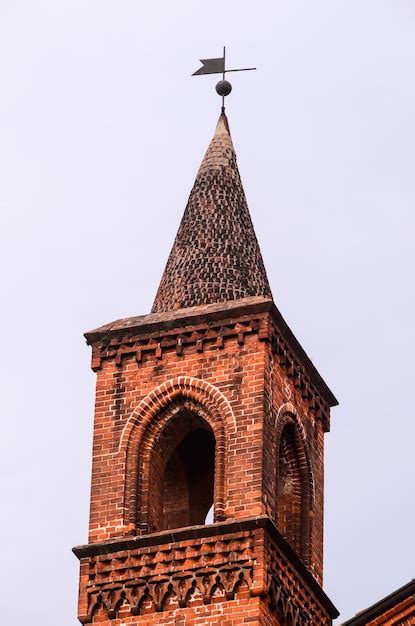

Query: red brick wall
88;328;268;544
75;519;334;624
86;596;280;625
87;309;329;573
78;303;335;623
365;596;415;625
276;423;303;554
262;343;326;584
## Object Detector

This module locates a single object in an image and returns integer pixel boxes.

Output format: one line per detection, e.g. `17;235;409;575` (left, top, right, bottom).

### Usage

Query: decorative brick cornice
85;297;337;429
73;516;338;624
90;313;264;372
269;328;333;432
85;297;269;339
119;375;235;453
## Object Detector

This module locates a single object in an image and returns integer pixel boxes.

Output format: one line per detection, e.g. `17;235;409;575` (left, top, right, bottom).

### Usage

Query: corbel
176;336;184;356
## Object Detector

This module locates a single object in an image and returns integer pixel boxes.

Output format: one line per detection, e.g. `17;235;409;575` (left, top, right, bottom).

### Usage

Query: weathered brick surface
75;109;338;624
79;597;275;626
263;344;327;582
74;298;338;623
151;114;272;313
87;312;268;544
366;599;415;625
74;518;335;624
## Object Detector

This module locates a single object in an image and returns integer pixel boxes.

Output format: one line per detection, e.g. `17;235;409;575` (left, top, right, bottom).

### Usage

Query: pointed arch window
274;410;314;568
148;409;215;532
276;423;303;554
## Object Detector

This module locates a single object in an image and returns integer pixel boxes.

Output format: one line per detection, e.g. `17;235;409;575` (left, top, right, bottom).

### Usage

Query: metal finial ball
216;80;232;97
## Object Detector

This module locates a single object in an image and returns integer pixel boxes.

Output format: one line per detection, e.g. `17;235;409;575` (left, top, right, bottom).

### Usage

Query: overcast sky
1;1;414;624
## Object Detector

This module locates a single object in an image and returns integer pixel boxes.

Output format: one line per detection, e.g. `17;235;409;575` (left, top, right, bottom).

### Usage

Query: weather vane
192;46;256;112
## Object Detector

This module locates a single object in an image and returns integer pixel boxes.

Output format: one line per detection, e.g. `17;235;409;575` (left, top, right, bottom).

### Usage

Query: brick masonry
74;298;338;624
74;111;339;624
74;517;336;625
151;114;272;313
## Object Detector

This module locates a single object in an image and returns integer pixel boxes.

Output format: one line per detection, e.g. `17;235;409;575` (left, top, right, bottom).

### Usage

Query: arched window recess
275;407;313;565
144;402;220;533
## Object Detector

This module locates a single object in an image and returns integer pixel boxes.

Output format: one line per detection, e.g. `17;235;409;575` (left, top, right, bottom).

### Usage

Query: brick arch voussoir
138;397;225;471
135;397;226;528
275;402;315;504
275;402;314;565
121;377;234;530
120;378;234;452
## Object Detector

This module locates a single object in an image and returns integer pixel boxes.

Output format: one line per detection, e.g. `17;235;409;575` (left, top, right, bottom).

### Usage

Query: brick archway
274;402;314;565
121;377;234;531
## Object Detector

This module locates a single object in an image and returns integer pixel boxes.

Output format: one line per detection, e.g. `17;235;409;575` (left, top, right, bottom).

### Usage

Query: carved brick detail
266;552;328;625
270;331;331;431
74;519;336;624
121;376;234;530
88;308;330;430
90;315;263;371
79;534;254;623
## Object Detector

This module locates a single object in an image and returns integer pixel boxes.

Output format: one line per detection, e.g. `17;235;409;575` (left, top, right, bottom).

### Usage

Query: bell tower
74;111;339;624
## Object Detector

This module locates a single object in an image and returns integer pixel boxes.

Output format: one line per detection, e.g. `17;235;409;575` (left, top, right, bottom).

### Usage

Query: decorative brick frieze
73;516;338;624
85;298;336;432
90;314;264;372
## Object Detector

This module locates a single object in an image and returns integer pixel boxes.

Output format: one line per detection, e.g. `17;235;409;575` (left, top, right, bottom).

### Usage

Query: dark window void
162;428;215;529
276;423;303;555
148;410;215;532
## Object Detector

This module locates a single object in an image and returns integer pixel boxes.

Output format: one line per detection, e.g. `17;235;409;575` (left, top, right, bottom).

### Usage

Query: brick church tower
74;112;339;624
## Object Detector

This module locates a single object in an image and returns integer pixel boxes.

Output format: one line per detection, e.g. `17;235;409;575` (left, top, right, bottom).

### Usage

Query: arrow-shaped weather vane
192;46;256;112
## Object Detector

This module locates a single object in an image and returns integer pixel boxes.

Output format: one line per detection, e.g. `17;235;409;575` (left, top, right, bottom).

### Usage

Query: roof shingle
151;112;272;313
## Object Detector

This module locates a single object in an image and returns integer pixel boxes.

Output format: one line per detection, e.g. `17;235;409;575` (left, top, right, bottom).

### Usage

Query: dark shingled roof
151;112;272;313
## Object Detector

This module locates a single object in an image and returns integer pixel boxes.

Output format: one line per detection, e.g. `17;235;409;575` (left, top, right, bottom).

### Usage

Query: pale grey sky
1;1;414;624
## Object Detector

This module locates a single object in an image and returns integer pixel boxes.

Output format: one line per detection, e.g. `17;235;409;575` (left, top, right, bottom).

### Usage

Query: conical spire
151;112;272;313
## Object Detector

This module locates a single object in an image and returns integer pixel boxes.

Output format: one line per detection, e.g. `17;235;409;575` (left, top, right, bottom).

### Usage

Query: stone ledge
85;296;271;342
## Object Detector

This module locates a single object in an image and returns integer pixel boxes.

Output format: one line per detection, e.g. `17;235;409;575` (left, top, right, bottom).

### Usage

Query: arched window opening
148;410;215;532
276;423;303;555
162;428;215;529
